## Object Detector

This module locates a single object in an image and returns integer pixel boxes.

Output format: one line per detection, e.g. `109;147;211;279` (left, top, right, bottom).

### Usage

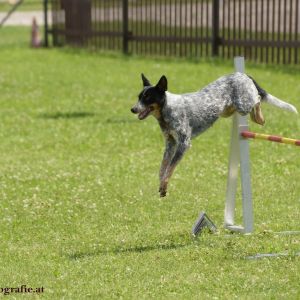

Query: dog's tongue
138;107;151;120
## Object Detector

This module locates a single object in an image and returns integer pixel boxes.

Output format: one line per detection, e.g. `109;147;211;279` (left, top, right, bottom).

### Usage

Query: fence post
122;0;129;54
43;0;48;47
212;0;219;56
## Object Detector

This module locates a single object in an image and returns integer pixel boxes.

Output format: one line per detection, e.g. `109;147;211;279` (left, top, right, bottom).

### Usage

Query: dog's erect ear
156;75;168;92
141;73;151;87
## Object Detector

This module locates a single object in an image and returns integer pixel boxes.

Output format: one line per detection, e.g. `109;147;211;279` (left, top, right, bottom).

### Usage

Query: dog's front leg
159;136;190;197
159;136;176;181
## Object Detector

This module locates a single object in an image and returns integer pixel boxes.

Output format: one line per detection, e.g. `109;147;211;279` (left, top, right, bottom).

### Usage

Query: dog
131;73;298;197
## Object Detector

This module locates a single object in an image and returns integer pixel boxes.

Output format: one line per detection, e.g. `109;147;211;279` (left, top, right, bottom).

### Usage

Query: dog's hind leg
220;105;236;118
250;102;265;125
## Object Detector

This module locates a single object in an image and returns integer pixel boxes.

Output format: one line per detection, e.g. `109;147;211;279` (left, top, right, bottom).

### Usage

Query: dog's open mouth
138;107;153;120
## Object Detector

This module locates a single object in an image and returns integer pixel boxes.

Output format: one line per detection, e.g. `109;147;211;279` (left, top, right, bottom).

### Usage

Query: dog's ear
156;75;168;92
141;73;151;87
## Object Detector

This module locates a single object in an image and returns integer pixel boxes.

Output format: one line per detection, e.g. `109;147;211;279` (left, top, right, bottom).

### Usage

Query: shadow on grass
67;233;196;260
39;112;96;119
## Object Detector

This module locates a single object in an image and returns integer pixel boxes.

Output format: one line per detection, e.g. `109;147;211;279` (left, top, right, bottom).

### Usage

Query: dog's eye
145;96;152;103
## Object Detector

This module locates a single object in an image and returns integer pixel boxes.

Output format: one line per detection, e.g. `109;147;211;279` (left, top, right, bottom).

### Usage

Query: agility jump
241;131;300;147
224;57;299;234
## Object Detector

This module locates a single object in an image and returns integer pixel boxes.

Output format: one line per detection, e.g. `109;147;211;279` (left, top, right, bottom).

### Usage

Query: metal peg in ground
192;212;217;237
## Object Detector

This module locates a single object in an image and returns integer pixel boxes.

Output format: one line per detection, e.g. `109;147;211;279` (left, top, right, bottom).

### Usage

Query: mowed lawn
0;0;42;12
0;27;300;299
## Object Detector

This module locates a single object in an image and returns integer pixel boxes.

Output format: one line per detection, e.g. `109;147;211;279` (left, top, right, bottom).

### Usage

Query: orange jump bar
241;131;300;147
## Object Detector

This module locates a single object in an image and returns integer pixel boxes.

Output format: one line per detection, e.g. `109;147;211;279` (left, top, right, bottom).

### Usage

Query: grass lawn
0;0;42;12
0;26;300;299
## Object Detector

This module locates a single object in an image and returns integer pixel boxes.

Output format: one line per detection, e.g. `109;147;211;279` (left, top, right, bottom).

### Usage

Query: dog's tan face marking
149;103;162;119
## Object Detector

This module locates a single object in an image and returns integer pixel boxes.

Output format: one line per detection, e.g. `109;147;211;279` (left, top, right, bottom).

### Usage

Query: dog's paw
159;186;167;197
159;180;168;197
160;190;167;197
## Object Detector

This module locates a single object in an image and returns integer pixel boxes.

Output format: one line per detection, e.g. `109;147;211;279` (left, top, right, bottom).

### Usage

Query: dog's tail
264;94;298;114
249;75;298;114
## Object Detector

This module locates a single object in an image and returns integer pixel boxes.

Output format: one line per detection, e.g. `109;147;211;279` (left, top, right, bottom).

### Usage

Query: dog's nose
131;107;136;113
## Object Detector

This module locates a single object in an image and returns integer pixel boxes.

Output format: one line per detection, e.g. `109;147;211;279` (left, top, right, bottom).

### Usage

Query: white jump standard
224;57;299;234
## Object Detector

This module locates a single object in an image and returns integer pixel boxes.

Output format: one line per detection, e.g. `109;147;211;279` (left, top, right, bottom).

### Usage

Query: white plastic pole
224;57;253;234
224;112;241;230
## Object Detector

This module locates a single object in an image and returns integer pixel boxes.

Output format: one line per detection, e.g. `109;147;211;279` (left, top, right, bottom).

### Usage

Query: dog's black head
131;74;167;120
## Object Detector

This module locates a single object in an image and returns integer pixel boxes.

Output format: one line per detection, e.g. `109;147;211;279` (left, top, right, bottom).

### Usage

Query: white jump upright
224;57;254;234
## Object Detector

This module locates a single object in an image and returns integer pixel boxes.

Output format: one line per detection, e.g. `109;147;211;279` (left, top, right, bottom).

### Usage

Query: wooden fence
45;0;300;64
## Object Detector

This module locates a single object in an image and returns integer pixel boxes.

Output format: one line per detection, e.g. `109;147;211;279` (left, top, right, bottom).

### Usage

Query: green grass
0;26;300;299
0;0;42;12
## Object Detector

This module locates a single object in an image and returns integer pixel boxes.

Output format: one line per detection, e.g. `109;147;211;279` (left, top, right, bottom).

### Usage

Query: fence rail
47;0;300;64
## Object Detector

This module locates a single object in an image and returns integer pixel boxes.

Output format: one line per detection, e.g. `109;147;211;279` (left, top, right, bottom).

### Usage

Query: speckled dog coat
162;72;259;139
131;72;297;197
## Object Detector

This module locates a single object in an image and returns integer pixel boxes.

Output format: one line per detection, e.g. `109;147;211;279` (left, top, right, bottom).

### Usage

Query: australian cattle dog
131;73;298;197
